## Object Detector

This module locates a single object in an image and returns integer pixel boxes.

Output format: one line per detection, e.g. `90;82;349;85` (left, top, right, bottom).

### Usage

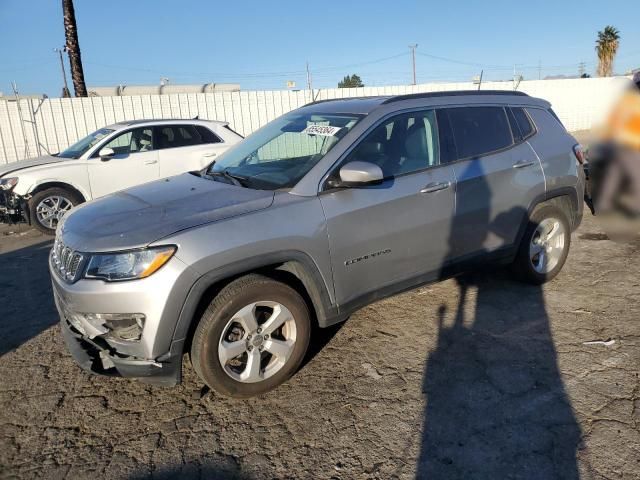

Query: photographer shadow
417;164;581;479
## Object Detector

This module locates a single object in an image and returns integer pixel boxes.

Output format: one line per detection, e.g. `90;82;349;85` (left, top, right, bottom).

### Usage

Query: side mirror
98;147;115;161
337;161;384;187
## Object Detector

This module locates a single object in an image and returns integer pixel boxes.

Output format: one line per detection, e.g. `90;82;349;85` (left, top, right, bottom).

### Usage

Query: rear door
320;109;456;307
440;105;545;258
88;127;159;198
156;124;227;177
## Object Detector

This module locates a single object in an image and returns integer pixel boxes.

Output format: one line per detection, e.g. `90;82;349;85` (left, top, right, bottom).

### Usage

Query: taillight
573;144;585;164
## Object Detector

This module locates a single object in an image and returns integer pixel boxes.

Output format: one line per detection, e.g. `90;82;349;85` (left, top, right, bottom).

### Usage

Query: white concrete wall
0;77;630;165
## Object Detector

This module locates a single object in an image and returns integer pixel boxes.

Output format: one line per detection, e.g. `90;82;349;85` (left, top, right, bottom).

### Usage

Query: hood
60;173;275;251
0;154;66;178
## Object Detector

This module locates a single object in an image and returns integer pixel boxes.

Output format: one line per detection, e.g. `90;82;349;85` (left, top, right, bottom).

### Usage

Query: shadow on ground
418;272;582;479
0;239;56;356
417;161;581;478
129;460;253;480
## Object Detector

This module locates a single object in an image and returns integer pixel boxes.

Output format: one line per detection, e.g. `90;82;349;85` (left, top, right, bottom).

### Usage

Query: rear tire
29;187;82;235
190;274;311;398
512;205;571;284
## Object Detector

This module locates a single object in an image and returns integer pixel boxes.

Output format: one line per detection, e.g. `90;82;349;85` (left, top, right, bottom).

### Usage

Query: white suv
0;119;242;234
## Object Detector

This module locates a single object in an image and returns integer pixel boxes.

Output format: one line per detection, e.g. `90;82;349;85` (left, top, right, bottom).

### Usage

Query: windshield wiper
207;169;249;187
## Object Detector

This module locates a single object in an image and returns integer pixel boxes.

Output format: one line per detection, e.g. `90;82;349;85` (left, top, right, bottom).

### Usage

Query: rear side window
195;126;222;144
512;107;535;139
156;125;203;149
506;108;524;142
446;106;513;159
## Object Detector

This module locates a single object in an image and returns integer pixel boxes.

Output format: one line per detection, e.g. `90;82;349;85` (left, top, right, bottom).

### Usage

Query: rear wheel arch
514;190;579;246
542;190;580;230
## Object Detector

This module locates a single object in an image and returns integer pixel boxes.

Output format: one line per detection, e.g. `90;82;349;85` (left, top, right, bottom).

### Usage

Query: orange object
140;247;176;278
605;89;640;150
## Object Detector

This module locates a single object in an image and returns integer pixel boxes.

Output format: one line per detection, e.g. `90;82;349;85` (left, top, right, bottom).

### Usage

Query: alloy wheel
36;195;73;229
218;301;297;383
529;217;566;274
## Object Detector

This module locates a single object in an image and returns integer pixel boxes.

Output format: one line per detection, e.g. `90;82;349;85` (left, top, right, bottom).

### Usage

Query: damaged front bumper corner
0;190;29;224
54;290;184;387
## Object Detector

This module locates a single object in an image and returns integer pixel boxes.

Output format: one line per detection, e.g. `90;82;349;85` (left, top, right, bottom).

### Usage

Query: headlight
0;177;18;191
85;246;176;281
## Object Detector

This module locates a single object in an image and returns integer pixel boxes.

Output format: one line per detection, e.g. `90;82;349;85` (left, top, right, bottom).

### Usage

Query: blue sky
1;0;639;96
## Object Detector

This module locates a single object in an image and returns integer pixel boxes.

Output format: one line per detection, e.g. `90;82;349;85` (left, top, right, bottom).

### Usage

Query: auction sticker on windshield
303;125;342;136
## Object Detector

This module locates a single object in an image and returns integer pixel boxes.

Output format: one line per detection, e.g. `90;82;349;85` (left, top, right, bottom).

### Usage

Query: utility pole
11;81;30;158
306;62;313;91
54;47;71;97
538;59;542;80
578;61;586;77
409;44;418;85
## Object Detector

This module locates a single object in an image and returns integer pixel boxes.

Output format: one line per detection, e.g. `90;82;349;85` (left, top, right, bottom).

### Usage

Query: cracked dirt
0;213;639;479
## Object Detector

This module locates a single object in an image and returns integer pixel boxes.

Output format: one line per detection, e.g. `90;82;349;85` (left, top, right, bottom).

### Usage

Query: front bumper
54;289;184;386
0;190;28;224
50;248;199;387
58;312;183;386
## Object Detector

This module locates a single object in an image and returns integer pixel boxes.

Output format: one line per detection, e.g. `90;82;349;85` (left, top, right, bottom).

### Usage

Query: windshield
208;112;363;189
58;128;114;159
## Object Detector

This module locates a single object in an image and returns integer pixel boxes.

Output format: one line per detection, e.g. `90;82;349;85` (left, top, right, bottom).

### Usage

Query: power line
416;51;511;69
311;52;408;72
81;52;410;80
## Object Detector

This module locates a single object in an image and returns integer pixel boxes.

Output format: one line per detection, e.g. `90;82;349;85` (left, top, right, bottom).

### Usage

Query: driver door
88;127;160;198
320;110;456;307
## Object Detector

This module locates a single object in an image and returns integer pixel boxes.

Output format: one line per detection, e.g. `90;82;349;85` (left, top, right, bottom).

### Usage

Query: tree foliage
596;26;620;77
338;74;364;88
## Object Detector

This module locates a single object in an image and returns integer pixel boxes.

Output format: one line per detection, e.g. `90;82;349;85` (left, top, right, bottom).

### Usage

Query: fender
170;250;339;347
514;187;582;249
26;179;91;202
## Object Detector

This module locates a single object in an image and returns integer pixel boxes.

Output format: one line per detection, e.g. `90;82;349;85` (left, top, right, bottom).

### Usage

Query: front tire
29;187;82;235
512;205;571;284
190;274;311;398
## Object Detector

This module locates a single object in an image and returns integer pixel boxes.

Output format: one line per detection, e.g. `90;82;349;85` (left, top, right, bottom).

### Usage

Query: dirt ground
0;211;638;480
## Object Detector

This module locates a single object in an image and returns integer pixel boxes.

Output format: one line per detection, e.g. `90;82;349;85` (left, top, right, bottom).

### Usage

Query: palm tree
596;26;620;77
62;0;87;96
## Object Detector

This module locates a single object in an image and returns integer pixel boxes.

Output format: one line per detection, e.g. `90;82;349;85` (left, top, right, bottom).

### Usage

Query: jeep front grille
52;238;85;283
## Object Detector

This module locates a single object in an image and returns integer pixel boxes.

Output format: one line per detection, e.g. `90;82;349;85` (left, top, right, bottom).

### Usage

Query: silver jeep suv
51;91;585;397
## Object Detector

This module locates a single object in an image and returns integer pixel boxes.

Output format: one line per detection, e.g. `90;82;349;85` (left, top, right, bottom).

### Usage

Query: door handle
144;159;158;165
420;181;451;194
203;152;217;158
513;160;535;169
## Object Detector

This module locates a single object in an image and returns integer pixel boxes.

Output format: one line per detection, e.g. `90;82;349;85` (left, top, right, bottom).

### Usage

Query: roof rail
381;90;529;104
304;96;388;107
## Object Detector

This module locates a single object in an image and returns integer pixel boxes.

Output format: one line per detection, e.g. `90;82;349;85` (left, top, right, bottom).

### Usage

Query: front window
102;127;154;155
340;110;440;179
208;112;363;189
58;128;115;159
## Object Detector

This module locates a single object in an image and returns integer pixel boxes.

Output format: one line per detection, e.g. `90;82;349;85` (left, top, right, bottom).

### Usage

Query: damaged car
52;91;585;398
0;119;242;234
